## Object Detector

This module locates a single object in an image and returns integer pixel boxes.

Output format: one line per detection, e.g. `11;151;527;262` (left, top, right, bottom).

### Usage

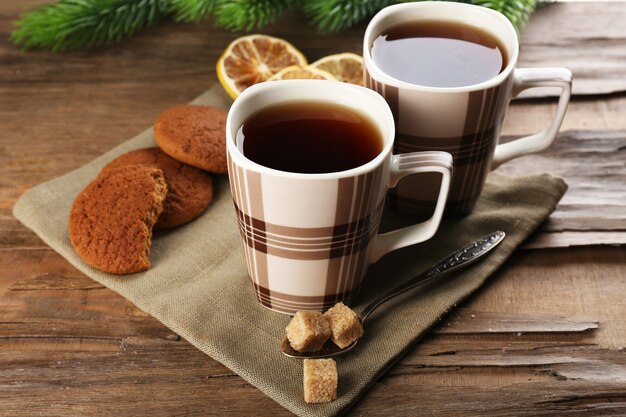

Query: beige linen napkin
13;85;567;417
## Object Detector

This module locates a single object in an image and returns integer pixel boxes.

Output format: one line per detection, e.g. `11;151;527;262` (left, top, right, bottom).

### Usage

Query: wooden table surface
1;1;625;416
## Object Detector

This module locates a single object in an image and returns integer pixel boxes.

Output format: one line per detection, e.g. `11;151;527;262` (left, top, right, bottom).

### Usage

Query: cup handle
491;67;572;169
369;151;453;263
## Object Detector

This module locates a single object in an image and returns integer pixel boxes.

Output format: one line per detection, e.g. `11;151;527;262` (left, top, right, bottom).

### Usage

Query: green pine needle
11;0;541;51
12;0;170;51
302;0;395;33
214;0;295;31
169;0;217;22
469;0;537;33
304;0;537;33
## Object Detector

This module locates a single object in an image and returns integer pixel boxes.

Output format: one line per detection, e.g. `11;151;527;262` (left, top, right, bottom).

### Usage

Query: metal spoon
280;230;506;359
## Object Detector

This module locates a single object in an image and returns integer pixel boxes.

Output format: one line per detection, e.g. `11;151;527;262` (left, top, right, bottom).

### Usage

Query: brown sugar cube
324;302;364;349
303;359;337;404
286;311;331;352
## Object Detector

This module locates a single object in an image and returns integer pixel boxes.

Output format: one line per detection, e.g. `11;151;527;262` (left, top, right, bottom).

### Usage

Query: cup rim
226;79;396;180
363;1;519;93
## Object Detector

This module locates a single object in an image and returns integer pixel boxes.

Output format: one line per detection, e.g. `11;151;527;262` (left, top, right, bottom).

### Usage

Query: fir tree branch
214;0;296;31
11;0;542;51
169;0;217;22
302;0;395;33
468;0;537;33
12;0;170;51
303;0;537;34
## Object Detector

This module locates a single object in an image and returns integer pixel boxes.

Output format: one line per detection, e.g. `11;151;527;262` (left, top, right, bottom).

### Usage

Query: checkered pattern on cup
226;80;452;314
364;2;572;216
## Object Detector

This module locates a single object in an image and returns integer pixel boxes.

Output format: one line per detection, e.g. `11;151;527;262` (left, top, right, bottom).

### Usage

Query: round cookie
69;165;168;275
154;105;228;174
101;147;213;230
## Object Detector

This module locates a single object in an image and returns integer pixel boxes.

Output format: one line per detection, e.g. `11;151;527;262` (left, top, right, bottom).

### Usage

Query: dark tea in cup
371;20;507;88
236;102;383;174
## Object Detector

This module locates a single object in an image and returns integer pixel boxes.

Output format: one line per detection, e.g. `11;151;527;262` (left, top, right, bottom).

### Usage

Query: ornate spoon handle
360;231;506;322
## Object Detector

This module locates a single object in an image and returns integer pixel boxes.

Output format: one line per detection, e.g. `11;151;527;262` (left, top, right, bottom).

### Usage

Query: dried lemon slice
309;53;364;86
217;34;307;99
268;65;336;81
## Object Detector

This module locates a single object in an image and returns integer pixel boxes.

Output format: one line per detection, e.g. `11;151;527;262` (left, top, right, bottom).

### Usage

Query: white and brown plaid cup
226;80;453;314
364;2;572;216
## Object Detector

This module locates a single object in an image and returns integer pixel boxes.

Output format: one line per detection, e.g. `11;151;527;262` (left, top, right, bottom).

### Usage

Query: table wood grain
1;1;625;416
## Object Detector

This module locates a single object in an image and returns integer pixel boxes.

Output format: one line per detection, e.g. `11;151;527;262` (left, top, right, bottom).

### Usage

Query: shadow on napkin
12;85;567;417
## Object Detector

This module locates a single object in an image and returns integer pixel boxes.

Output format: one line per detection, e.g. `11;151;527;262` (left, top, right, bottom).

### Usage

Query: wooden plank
0;337;290;417
358;378;626;414
406;344;625;380
503;96;626;136
436;308;599;334
453;246;626;351
9;273;104;291
496;130;626;248
519;2;626;97
526;231;626;249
